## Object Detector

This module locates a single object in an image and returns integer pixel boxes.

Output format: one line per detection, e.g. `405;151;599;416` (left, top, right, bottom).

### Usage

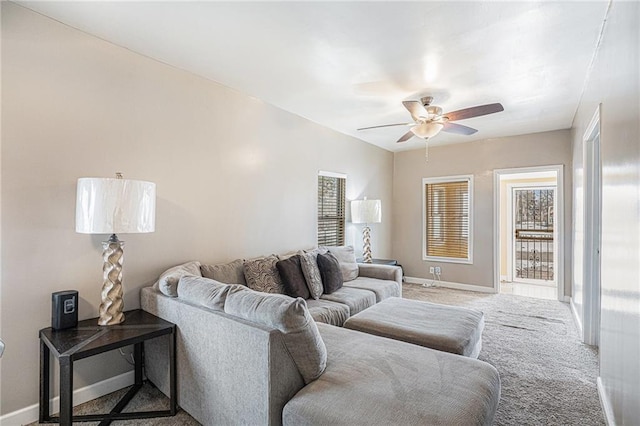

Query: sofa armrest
141;286;304;425
357;264;402;297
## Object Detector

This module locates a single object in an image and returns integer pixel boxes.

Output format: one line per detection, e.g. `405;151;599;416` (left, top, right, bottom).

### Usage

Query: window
423;175;473;263
317;172;346;246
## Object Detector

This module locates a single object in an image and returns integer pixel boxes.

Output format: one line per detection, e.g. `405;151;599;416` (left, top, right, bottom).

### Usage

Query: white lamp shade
351;199;382;224
76;178;156;234
411;122;444;138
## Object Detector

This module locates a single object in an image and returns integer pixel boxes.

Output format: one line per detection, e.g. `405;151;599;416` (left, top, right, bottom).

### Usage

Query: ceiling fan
358;96;504;149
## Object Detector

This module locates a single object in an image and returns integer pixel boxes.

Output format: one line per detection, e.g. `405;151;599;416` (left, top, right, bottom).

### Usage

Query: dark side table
356;258;399;266
39;309;176;425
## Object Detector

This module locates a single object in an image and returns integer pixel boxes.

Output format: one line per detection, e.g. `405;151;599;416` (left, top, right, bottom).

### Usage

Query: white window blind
423;176;473;263
318;173;346;246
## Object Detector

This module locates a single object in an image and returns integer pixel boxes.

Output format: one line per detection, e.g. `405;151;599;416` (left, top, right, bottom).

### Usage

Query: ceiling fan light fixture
411;122;444;139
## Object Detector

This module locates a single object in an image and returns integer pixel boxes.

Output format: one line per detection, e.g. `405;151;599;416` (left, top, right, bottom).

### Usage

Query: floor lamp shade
76;177;156;325
351;199;381;263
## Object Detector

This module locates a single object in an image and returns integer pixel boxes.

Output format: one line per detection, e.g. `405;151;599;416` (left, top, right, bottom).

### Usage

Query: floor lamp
76;174;156;325
351;198;382;263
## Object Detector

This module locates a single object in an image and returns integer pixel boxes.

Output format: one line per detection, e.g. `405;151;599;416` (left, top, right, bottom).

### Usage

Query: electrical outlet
429;266;435;274
435;266;442;274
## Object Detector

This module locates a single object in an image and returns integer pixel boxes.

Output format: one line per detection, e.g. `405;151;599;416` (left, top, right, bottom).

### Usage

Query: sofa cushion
343;277;400;302
345;297;485;358
224;290;327;384
177;275;246;311
299;251;323;300
243;255;285;294
200;259;246;286
305;299;350;327
277;255;310;299
323;245;359;281
319;287;375;316
157;261;202;297
283;323;501;426
317;252;343;294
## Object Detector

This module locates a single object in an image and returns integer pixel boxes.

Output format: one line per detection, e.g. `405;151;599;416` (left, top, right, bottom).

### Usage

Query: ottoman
344;297;484;358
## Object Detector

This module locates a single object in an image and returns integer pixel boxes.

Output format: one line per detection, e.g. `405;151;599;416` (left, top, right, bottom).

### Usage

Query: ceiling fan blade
357;123;411;131
402;100;428;121
443;103;504;121
396;130;415;143
441;122;478;135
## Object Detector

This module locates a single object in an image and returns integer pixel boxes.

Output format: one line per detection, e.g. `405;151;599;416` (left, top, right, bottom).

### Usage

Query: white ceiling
19;1;609;152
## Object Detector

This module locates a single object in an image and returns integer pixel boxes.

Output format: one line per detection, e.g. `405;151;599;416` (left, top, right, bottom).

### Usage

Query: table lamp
351;198;382;263
75;173;156;325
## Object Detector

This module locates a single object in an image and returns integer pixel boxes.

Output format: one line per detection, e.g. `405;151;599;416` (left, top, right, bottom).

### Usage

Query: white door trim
493;165;565;300
582;105;602;346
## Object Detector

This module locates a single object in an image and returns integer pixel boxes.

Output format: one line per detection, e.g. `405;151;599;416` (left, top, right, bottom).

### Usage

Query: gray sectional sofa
141;248;500;425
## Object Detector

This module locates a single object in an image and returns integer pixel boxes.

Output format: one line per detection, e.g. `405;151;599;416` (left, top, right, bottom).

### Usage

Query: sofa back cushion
276;255;310;299
322;246;359;282
243;255;286;294
177;275;246;311
201;258;246;286
317;252;344;294
157;261;202;297
224;290;327;384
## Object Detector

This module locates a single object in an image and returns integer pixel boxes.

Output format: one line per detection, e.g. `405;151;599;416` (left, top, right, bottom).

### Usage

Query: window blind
424;179;470;260
317;175;346;246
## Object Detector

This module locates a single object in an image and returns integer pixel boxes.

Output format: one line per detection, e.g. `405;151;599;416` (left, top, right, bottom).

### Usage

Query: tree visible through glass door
514;187;555;283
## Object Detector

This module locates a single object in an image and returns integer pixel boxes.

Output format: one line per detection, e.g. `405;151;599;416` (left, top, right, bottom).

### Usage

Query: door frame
493;165;565;301
582;105;602;346
507;183;557;285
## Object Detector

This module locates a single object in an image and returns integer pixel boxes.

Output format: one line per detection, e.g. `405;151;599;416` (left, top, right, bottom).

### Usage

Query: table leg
134;342;143;386
59;355;73;426
39;339;50;422
169;329;177;415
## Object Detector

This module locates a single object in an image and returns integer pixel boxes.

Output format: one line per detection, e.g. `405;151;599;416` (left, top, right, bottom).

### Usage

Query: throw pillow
177;275;246;311
316;252;344;294
201;258;246;286
322;245;359;281
299;251;323;300
277;251;298;260
224;289;327;384
157;261;202;297
243;255;286;294
276;255;310;299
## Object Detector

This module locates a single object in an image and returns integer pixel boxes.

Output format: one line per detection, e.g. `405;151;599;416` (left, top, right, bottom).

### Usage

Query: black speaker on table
51;290;78;330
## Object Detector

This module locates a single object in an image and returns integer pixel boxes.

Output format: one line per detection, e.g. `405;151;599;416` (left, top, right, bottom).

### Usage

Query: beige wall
570;1;640;423
392;130;572;293
0;4;394;415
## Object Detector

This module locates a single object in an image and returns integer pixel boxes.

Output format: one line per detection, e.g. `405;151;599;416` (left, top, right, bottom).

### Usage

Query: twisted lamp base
99;234;125;325
362;225;373;263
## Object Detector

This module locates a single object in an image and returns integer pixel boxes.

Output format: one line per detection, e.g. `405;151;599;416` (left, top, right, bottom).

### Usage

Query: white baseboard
570;297;583;337
404;277;497;294
0;370;134;426
597;377;616;425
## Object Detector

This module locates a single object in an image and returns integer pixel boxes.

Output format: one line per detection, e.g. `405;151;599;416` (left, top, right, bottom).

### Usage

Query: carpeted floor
403;284;604;426
29;382;199;426
31;285;603;425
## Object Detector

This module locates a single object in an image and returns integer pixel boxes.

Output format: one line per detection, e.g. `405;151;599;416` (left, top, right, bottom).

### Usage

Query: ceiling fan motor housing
426;106;442;117
420;96;434;107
